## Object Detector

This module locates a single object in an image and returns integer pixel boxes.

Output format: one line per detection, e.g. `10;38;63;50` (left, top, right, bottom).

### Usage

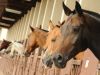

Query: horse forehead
35;29;44;34
30;32;36;37
51;27;61;36
67;14;82;26
55;27;61;33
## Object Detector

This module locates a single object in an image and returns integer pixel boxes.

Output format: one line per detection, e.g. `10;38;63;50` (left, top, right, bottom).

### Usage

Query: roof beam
2;17;15;21
5;8;22;14
0;22;10;27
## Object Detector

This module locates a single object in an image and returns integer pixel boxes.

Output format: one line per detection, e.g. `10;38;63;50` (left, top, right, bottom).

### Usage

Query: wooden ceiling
0;0;40;28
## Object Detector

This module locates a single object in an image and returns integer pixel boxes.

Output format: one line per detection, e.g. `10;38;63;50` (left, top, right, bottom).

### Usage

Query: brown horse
42;22;63;67
42;1;100;68
25;25;48;56
42;20;84;68
0;39;11;51
25;21;64;56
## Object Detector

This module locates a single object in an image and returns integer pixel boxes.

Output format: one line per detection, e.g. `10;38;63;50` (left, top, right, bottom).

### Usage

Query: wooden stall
0;0;100;75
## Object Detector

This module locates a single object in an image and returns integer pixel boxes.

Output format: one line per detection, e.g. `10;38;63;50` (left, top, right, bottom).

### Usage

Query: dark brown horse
0;39;11;51
42;1;100;68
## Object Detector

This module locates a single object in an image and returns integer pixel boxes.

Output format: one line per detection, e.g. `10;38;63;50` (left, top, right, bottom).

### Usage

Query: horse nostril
42;58;53;68
46;61;53;67
56;54;63;63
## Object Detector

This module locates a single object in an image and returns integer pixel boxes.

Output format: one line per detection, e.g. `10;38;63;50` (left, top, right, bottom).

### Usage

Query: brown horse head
42;21;63;68
42;1;89;68
0;39;11;51
25;25;48;56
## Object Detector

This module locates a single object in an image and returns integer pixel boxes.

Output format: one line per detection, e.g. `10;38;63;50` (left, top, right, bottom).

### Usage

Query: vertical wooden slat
69;60;82;75
42;0;54;30
31;2;41;27
36;0;47;27
28;55;34;75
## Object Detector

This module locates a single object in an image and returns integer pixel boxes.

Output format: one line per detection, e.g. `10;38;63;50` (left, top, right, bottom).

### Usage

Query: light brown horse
25;21;64;56
25;25;48;56
42;1;100;68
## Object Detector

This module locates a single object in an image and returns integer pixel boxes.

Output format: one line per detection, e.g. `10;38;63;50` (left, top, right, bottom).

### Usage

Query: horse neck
84;13;100;60
84;13;100;34
83;9;100;19
36;31;47;48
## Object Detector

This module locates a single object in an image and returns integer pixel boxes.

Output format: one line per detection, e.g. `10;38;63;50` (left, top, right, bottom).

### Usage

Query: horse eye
73;26;80;32
51;38;56;42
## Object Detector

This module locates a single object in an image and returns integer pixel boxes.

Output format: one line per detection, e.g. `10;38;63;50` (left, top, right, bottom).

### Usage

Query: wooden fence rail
0;49;99;75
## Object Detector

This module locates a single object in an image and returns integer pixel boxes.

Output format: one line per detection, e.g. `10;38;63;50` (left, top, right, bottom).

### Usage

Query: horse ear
3;39;5;41
38;25;42;29
58;20;65;26
75;1;83;15
49;20;55;31
61;20;65;25
30;26;34;31
62;2;72;16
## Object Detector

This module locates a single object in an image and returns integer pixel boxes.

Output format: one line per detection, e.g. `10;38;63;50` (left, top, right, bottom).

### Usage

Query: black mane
83;9;100;19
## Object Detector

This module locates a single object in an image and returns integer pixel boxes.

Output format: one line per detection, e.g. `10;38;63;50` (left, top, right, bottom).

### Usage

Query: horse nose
25;52;30;57
42;56;53;68
53;54;63;63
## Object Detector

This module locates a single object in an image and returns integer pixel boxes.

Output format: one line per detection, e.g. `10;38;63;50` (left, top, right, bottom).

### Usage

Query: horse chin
42;55;53;68
53;59;67;68
44;63;53;68
42;59;53;68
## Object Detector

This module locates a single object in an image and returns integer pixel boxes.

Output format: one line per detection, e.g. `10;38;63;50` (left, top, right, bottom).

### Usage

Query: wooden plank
12;56;20;75
54;67;60;75
28;55;34;75
22;57;28;75
27;48;39;75
24;57;30;75
72;60;82;65
80;49;98;75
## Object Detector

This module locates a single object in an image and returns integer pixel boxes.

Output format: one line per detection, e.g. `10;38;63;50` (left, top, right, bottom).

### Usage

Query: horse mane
41;29;48;32
83;9;100;19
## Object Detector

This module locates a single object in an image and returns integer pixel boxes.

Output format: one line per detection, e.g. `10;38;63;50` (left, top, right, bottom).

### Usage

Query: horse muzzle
52;53;67;68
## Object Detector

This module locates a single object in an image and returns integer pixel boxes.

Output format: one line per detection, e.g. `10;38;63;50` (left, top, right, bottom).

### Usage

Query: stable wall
3;0;100;75
7;0;100;41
